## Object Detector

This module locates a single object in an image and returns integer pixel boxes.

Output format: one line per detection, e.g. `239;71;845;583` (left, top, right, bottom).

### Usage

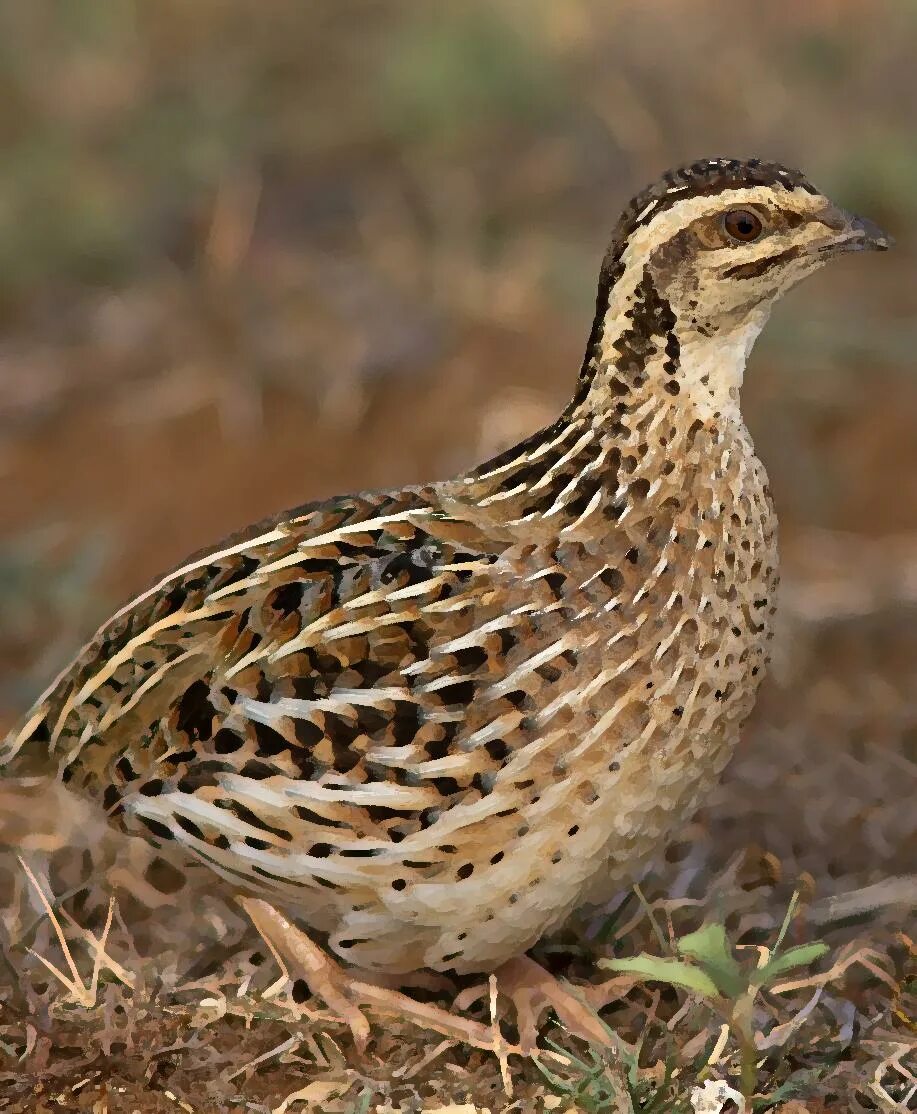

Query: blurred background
0;2;914;1106
1;0;916;900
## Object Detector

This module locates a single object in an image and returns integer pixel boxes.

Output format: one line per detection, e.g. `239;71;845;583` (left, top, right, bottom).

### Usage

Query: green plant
600;898;829;1102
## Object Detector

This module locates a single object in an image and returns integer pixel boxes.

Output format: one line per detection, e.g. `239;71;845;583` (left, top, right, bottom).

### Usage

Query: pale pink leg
455;954;615;1052
239;897;516;1053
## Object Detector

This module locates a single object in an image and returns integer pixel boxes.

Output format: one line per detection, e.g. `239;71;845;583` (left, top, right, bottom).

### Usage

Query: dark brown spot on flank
239;760;276;780
425;737;452;760
268;581;305;614
137;815;174;842
485;738;509;761
115;755;138;783
600;567;624;593
176;680;216;742
253;721;288;756
175;815;205;840
545;571;566;597
435;680;476;707
213;729;244;754
432;776;461;797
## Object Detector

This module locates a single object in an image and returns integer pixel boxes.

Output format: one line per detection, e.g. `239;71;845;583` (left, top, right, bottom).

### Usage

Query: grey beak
816;207;894;256
848;213;894;251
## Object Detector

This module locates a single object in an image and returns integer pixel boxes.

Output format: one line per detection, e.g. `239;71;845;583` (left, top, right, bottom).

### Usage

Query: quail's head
602;157;891;341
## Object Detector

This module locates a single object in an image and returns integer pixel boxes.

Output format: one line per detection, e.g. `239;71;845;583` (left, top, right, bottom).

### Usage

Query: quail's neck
456;268;764;534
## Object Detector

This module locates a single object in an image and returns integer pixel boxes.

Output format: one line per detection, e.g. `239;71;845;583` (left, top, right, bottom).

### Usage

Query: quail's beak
816;206;894;255
846;212;894;251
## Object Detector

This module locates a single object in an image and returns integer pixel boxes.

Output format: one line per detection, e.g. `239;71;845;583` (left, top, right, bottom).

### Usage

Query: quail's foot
455;954;613;1053
239;897;516;1054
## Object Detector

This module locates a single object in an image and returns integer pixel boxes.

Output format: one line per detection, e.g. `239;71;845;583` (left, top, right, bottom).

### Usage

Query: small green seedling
600;898;829;1101
533;1027;688;1114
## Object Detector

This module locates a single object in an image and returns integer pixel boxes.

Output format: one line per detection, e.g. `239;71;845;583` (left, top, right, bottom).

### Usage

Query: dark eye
723;209;763;243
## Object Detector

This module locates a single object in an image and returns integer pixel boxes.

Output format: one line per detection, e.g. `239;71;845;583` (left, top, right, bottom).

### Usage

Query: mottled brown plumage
1;158;889;1047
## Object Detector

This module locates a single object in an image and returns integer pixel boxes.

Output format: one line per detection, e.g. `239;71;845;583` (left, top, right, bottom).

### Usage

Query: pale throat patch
675;304;770;418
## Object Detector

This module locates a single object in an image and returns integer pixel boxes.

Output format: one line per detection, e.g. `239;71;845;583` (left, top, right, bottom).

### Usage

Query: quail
1;158;890;1051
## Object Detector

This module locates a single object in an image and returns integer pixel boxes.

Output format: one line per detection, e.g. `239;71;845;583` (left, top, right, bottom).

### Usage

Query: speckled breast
402;419;779;975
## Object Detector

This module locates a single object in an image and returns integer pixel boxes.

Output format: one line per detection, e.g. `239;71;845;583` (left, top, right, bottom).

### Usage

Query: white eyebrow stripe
621;184;819;267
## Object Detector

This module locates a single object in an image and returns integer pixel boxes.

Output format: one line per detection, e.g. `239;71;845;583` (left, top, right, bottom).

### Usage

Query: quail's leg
240;897;372;1050
238;897;514;1054
455;955;614;1052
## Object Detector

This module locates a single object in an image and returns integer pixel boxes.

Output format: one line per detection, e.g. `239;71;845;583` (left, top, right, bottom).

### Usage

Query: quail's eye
723;209;764;243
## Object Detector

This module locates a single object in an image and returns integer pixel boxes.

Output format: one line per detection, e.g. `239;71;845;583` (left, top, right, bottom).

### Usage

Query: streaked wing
3;484;574;899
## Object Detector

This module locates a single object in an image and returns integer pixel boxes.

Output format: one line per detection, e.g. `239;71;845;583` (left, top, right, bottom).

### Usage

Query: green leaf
677;923;746;999
599;955;720;998
750;1066;824;1110
753;941;829;985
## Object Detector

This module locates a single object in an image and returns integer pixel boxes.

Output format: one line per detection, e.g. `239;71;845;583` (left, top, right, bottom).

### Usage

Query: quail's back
1;158;890;977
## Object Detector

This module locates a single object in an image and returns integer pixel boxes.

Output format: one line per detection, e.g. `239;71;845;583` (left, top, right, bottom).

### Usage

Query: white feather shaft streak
475;481;529;506
411;753;483;778
560;486;605;534
50;602;234;744
224;772;442;811
230;843;384;887
95;528;287;625
512;447;608;524
417;615;520;662
569;692;656;763
341;574;454;611
535;640;648;726
133;796;382;887
222;638;283;680
251;510;422;580
529;429;596;491
268;607;423;663
484;633;580;699
95;646;211;734
468;417;585;483
420;588;496;615
416;672;474;695
393;787;517;851
239;689;417;725
458;710;524;752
